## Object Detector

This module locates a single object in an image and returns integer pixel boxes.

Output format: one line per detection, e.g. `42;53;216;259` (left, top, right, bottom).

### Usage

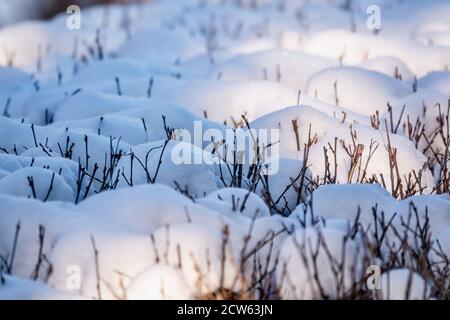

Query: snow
306;66;411;116
42;90;151;124
358;56;415;81
0;21;91;70
418;71;450;96
75;184;231;233
304;29;450;76
0;0;449;300
0;66;34;94
380;269;430;300
276;226;364;299
68;59;149;86
292;183;395;228
431;226;450;272
250;105;434;194
196;197;252;229
0;154;88;198
256;157;312;214
119;28;205;67
206;187;270;219
126;265;193;300
0;194;79;278
155;80;300;123
0;275;84;300
47;231;157;299
206;49;338;92
49;115;148;146
114;140;219;197
292;184;450;237
380;89;449;155
0;167;74;202
148;222;245;296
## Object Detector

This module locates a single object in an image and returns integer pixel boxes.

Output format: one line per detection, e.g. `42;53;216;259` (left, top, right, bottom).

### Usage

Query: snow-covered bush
0;0;449;301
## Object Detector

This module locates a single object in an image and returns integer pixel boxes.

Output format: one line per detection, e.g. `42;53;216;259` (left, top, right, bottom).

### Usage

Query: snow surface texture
0;0;449;300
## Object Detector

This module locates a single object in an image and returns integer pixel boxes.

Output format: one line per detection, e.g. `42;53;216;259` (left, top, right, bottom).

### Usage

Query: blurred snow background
0;0;449;300
0;0;141;27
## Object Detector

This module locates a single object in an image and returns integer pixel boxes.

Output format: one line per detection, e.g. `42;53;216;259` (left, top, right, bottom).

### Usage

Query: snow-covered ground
0;0;449;300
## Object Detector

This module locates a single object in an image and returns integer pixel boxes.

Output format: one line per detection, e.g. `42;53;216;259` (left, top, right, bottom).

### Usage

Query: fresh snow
0;0;449;300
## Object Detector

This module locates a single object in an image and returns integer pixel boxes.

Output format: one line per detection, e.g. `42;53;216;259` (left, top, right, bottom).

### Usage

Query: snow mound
358;56;415;81
380;269;430;300
46;90;151;124
126;265;193;300
0;0;448;301
306;66;411;116
47;231;156;300
119;28;204;66
76;184;239;234
208;49;338;91
277;227;364;299
0;276;83;300
418;71;450;96
305;29;450;76
206;188;270;219
292;184;450;237
156;80;300;123
0;66;34;93
0;194;78;278
250;105;434;194
69;59;148;86
0;167;74;202
380;89;449;155
49;115;148;146
116;103;226;146
0;154;89;197
148;222;245;297
114;140;219;197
